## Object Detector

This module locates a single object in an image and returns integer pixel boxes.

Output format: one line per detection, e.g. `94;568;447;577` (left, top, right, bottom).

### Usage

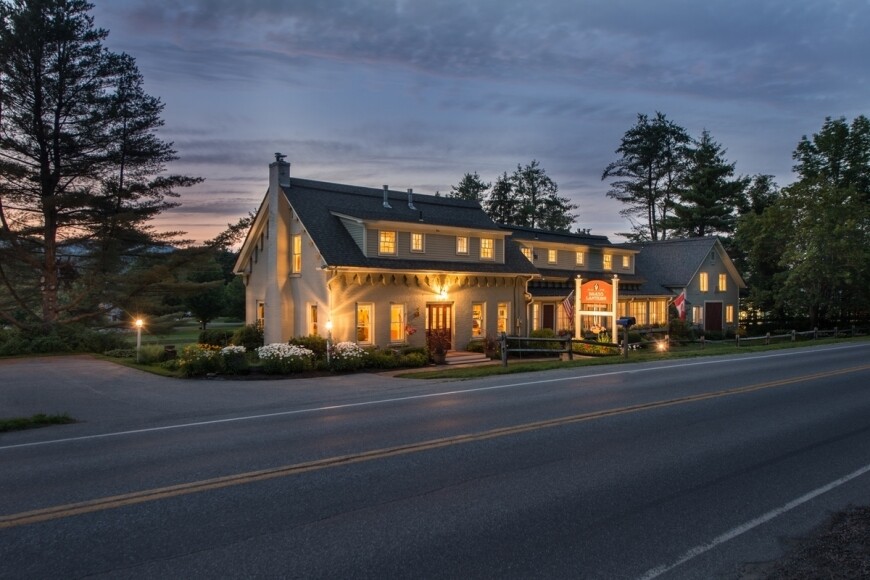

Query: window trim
456;236;468;255
480;237;494;260
291;233;302;273
576;251;584;266
603;254;612;270
378;230;397;255
718;273;727;292
356;303;374;345
547;249;557;264
699;272;709;292
471;302;485;338
389;303;405;343
410;232;425;253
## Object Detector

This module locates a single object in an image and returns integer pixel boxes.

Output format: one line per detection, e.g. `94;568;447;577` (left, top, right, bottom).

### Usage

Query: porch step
444;351;492;365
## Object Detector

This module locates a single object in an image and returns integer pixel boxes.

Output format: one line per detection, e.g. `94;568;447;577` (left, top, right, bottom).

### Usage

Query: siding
339;217;365;252
365;228;505;264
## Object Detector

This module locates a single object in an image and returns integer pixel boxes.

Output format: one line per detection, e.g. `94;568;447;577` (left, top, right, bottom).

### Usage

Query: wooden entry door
705;302;723;332
426;303;452;350
542;304;556;331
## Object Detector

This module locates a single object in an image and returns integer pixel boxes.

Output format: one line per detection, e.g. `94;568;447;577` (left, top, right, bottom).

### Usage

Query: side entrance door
704;302;723;332
426;303;453;350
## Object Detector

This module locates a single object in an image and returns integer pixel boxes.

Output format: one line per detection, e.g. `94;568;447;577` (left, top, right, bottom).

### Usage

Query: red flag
673;289;687;320
562;290;575;324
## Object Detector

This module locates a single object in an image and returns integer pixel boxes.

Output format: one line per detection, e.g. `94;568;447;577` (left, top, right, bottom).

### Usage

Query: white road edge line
2;342;866;451
636;462;870;580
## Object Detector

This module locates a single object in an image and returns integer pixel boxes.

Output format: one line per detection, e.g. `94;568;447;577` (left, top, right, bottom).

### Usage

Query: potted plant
426;329;451;364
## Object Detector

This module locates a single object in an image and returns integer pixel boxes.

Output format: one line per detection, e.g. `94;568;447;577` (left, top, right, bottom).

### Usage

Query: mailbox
617;316;636;328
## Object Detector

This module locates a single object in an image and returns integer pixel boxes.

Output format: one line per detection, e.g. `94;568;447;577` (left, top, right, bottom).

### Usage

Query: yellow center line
3;364;868;529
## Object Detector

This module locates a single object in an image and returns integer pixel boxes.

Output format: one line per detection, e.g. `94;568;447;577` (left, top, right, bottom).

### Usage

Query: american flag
561;290;575;324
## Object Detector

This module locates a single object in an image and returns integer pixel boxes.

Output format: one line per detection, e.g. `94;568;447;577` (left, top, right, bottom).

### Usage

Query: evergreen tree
448;172;490;202
0;0;201;330
666;130;748;238
511;160;577;231
484;172;514;225
602;112;690;240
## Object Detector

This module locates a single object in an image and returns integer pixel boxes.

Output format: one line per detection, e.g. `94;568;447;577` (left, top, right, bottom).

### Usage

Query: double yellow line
3;364;868;529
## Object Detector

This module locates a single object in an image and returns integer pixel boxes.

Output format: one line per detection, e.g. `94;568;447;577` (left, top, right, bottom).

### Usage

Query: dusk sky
90;0;869;244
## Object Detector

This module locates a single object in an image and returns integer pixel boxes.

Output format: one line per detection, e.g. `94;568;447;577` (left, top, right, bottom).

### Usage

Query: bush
177;344;223;377
232;324;263;350
366;348;402;369
465;340;485;353
329;341;368;371
527;328;561;352
103;348;135;358
199;329;234;347
256;343;315;374
137;344;168;365
289;335;328;360
220;345;250;375
400;352;429;367
0;324;133;356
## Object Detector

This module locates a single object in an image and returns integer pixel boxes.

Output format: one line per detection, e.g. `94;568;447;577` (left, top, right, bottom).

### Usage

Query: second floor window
411;233;424;252
480;238;494;259
700;272;709;292
379;230;397;254
718;274;727;292
547;249;557;263
603;254;612;270
521;247;532;260
622;255;630;269
292;234;302;272
576;251;584;265
456;236;468;255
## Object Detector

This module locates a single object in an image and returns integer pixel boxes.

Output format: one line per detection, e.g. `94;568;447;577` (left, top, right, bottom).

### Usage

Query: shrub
232;324;264;350
199;329;234;347
103;348;136;358
0;325;132;356
400;352;429;367
289;335;328;360
220;345;250;375
465;340;485;353
137;344;168;365
256;343;315;374
366;348;402;369
329;341;368;371
528;328;561;352
177;344;223;377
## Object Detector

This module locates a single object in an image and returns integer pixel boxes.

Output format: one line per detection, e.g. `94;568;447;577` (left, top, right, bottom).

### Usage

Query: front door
542;304;556;331
704;302;723;332
426;303;452;350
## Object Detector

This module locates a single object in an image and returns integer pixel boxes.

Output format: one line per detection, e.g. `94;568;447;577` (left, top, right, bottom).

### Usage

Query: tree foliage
0;0;201;330
448;171;490;202
602;112;690;241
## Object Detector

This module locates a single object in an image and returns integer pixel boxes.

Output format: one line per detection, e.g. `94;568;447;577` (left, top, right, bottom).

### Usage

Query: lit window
531;303;540;330
521;247;532;260
256;302;265;330
726;304;734;324
292;234;302;272
456;236;468;254
693;305;703;323
357;304;373;344
547;249;557;263
480;238;494;259
411;233;424;252
379;231;397;254
309;304;318;335
471;303;484;337
699;272;709;292
497;302;509;334
390;304;405;343
603;254;612;270
576;251;584;265
622;255;630;269
718;274;727;292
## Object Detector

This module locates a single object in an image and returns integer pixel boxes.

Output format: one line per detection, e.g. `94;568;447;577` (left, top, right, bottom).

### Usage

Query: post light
135;318;144;363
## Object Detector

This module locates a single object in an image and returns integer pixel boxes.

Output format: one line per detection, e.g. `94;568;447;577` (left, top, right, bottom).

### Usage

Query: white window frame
411;232;424;253
547;249;557;264
356;303;374;344
292;234;302;273
390;304;405;343
576;251;584;266
603;254;612;270
718;273;727;292
308;303;319;336
471;302;485;338
480;238;494;260
726;304;735;324
497;302;510;334
521;247;532;260
456;236;468;255
699;272;709;292
379;230;397;255
622;255;630;269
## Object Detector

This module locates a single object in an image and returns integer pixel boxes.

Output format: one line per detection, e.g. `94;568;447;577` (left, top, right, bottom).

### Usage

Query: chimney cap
274;152;287;163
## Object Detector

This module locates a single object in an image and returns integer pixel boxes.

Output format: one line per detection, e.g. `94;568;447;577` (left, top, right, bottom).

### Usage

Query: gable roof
621;236;746;295
283;178;538;275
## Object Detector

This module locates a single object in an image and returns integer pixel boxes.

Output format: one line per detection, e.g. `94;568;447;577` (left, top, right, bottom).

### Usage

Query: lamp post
325;319;333;366
135;318;144;363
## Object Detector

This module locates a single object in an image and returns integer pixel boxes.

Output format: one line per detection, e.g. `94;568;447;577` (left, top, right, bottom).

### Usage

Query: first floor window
531;303;540;331
472;303;484;337
256;301;265;330
357;304;373;344
692;305;703;324
390;304;405;343
309;304;318;335
726;304;735;324
497;302;509;334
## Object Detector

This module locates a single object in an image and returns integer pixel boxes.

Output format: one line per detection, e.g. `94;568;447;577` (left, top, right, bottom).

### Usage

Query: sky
89;0;870;244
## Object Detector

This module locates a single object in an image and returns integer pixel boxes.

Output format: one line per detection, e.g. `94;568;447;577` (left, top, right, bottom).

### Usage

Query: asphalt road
2;343;869;579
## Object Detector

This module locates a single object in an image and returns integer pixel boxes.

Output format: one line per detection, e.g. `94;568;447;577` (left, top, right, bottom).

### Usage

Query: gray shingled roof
283;178;538;275
500;224;611;246
621;237;720;295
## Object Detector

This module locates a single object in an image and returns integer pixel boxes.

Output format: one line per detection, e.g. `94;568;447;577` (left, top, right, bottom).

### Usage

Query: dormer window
521;247;532;261
411;232;424;253
576;251;584;266
480;238;494;260
547;249;557;264
622;255;630;269
603;254;612;270
379;230;397;255
457;236;468;255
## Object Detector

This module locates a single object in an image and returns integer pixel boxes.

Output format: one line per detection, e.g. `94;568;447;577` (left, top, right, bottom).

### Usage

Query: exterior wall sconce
439;289;448;300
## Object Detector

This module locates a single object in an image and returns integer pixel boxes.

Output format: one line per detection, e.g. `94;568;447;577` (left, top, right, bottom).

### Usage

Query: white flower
221;345;246;355
256;343;314;360
331;341;367;360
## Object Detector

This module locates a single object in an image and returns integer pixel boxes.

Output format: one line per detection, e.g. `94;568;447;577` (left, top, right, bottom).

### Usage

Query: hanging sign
581;280;612;305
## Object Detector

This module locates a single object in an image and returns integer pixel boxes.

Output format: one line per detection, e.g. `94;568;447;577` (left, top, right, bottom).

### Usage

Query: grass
136;319;244;349
0;413;76;432
396;335;869;379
